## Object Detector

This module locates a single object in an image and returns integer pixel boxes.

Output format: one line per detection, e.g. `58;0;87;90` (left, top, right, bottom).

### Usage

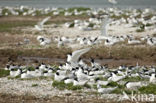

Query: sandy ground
0;77;156;103
23;24;156;38
0;77;120;102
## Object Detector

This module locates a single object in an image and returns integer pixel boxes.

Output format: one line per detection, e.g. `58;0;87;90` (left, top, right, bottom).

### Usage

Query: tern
35;16;51;31
67;48;91;63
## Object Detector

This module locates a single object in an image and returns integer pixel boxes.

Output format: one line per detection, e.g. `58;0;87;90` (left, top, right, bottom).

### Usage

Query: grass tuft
123;76;146;82
107;81;118;87
32;84;38;87
0;69;10;78
138;84;156;95
52;81;83;90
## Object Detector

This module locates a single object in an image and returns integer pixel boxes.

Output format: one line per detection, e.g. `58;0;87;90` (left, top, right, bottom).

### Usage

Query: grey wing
40;16;51;26
71;48;91;63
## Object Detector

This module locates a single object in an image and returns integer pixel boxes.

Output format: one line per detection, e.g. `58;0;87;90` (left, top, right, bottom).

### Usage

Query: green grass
27;67;35;71
52;81;83;90
67;7;90;12
107;81;118;87
123;76;147;82
146;23;153;27
8;75;21;79
138;84;156;94
93;84;97;89
111;83;138;94
136;29;144;32
32;84;38;87
88;23;94;27
112;88;137;94
110;14;129;20
0;69;10;78
84;91;100;95
84;83;92;89
69;22;74;28
0;21;36;33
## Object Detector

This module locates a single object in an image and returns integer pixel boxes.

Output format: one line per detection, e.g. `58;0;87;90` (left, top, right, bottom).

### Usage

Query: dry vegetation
0;45;155;67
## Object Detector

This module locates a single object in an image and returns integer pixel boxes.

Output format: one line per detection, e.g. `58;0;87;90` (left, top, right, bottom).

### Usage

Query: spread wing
40;16;51;26
71;48;91;63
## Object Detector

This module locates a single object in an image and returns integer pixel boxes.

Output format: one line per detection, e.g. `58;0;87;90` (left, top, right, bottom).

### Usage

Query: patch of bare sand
23;24;155;38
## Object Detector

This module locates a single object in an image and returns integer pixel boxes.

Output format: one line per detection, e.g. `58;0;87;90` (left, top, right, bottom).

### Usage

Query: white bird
105;39;116;46
101;18;110;36
80;38;87;45
150;73;156;83
108;73;126;82
21;72;34;79
108;0;118;4
37;36;51;46
90;58;101;69
75;68;90;81
147;38;156;46
40;38;51;46
54;72;67;81
97;80;109;86
120;91;130;101
39;63;47;71
57;38;64;48
78;58;88;67
64;78;75;84
128;39;141;45
97;84;117;93
126;82;142;89
67;48;91;63
10;69;22;77
5;64;19;70
43;71;54;77
35;16;51;31
73;79;88;86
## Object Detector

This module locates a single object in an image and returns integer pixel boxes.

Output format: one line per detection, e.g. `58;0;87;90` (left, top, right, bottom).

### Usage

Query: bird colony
0;5;156;97
26;7;156;47
35;16;156;47
5;48;156;94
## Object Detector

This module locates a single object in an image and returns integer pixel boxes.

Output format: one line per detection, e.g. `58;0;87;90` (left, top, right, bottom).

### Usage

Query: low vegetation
138;84;156;95
0;69;10;78
32;84;38;87
52;81;83;90
0;20;36;33
123;76;147;82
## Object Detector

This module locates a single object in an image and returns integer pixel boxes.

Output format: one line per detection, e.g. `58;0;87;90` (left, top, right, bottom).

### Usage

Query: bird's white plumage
67;48;91;63
39;16;51;26
101;18;110;36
